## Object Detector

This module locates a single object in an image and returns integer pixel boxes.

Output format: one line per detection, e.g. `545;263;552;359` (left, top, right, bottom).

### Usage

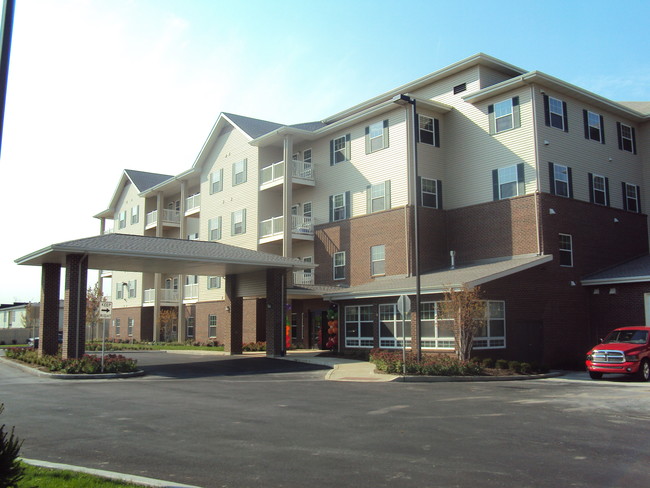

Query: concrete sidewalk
280;350;399;382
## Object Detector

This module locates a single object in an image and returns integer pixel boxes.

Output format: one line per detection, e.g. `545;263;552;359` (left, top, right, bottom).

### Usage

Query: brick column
62;254;88;359
266;269;285;357
223;274;243;355
38;263;61;356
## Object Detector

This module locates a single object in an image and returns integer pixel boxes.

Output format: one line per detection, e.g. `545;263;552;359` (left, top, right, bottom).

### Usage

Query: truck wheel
589;371;603;380
636;360;650;382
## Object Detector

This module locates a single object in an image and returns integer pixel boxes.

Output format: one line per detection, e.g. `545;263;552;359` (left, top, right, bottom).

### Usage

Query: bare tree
20;302;38;341
439;285;487;361
160;308;178;342
86;283;104;341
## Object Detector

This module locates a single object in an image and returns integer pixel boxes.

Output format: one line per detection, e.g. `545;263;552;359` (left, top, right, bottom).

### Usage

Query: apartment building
94;53;649;367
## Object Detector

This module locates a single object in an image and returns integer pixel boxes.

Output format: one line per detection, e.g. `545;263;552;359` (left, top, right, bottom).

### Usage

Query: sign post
396;295;411;378
99;301;112;372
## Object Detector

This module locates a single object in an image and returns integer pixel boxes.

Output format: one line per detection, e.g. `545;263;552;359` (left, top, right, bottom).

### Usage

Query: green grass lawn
87;342;224;352
17;463;143;487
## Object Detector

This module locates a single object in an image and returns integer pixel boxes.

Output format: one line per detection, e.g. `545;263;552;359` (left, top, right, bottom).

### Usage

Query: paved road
2;352;650;488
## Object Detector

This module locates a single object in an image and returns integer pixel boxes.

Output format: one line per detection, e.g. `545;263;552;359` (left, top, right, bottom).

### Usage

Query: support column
266;268;285;357
224;275;243;355
282;135;293;258
38;263;61;356
62;254;88;359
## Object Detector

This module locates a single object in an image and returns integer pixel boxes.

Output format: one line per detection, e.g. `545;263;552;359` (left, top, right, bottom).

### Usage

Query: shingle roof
582;255;650;285
222;113;284;139
288;121;328;132
124;169;174;192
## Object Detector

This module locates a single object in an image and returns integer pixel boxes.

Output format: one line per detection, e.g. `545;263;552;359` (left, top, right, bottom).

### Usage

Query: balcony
145;209;181;230
183;283;198;300
259;215;313;244
293;270;314;285
260;159;314;190
143;288;180;306
185;193;200;216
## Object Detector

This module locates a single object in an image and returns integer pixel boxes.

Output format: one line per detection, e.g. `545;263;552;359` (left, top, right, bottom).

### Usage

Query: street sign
99;301;112;320
396;294;411;316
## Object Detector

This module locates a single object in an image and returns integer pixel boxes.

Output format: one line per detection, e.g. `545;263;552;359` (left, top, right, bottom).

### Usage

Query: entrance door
309;311;326;349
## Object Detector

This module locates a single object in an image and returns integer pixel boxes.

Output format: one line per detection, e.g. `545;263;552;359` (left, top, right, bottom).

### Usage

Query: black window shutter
636;185;641;212
417;176;422;206
434;118;440;147
548;162;556;195
588;173;594;203
543;94;550;127
512;97;521;129
436;180;443;209
562;101;568;132
383;119;389;149
616;122;623;150
345;191;351;219
345;133;351;161
488;105;495;135
492;169;499;201
366;185;371;214
329;139;334;166
605;177;610;206
568;167;574;198
632;127;637;154
622;182;628;211
516;163;525;196
583;110;589;139
600;115;605;144
364;126;370;154
329;196;334;222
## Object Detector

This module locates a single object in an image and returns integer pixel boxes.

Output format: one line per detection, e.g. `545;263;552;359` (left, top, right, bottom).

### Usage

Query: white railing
185;194;201;213
260;216;284;238
260;159;314;187
143;289;155;304
292;159;313;180
145;210;157;227
291;215;313;235
146;209;181;227
144;288;180;304
260;161;285;186
293;270;314;285
183;283;198;299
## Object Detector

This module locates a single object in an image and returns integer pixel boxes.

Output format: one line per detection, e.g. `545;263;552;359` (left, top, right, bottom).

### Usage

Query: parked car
28;332;63;349
586;326;650;381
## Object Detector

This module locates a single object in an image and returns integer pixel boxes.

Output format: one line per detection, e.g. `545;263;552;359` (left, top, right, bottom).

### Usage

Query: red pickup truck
586;326;650;381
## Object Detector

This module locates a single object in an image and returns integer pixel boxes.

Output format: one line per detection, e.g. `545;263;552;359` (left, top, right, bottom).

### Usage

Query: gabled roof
581;255;650;286
222;113;285;139
322;254;552;300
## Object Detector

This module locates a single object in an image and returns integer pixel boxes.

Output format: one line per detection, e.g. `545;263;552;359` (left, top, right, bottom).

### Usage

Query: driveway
2;351;650;488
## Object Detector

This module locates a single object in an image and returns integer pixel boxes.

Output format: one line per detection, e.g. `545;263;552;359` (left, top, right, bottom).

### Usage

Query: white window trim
332;193;346;222
553;164;569;198
418;115;435;145
621;123;634;152
333;251;345;281
208;314;217;338
559;233;573;267
498;165;519;199
625;183;639;212
232;160;247;186
473;301;506;349
344;305;374;348
370;245;385;277
421;178;438;208
548;96;565;131
210;169;223;194
587;111;603;142
494;99;514;133
207;276;221;289
378;303;410;348
592;174;607;206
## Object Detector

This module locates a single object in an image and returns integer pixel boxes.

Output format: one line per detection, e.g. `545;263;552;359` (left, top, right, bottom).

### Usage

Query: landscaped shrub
481;358;494;368
519;362;532;374
4;348;137;374
0;403;24;488
242;341;266;352
508;361;521;373
369;349;483;376
495;359;509;370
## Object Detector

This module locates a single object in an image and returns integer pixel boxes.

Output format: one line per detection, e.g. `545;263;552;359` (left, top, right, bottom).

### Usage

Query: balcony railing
183;283;198;300
260;215;313;240
185;194;200;214
143;288;180;304
260;160;314;187
260;216;284;238
145;209;181;228
291;215;313;235
293;270;314;285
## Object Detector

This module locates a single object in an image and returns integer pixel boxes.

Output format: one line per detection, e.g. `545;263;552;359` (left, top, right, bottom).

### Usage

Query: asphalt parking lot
2;351;650;488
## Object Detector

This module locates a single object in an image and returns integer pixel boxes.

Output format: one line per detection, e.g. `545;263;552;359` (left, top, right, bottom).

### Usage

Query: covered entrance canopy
16;234;313;359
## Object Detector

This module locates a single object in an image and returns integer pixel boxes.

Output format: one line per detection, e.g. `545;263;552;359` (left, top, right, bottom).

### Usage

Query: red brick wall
588;283;650;342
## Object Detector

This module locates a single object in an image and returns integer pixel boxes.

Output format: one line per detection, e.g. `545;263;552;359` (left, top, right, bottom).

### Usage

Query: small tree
86;283;105;341
160;308;178;342
0;404;24;488
439;285;487;362
20;303;38;340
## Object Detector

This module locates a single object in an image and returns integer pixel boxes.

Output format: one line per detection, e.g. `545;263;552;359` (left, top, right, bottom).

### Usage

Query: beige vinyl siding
413;66;481;104
535;86;644;210
416;108;446;185
478;65;517;89
308;108;409;226
200;275;225;301
111;270;144;309
200;124;259;251
114;182;145;235
237;270;267;297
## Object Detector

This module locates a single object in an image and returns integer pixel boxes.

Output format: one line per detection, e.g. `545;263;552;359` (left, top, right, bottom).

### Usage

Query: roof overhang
15;234;314;277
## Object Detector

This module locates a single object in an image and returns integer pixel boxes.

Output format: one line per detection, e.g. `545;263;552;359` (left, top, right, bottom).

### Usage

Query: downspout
530;84;542;256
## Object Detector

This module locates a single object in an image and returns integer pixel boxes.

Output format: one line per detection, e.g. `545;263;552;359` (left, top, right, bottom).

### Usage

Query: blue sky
1;0;649;303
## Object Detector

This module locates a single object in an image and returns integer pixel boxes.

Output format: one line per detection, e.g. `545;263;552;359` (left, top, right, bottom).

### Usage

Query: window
329;192;350;222
131;205;139;225
232;159;247;186
303;149;312;163
208;314;217;338
453;82;466;94
330;134;351;165
231;209;246;235
588;173;609;206
488;97;520;134
583;110;605;143
379;304;410;348
208;216;222;241
371;245;385;276
128;280;137;298
367;181;391;213
345;305;374;347
623;183;640;213
559;234;573;267
418;115;439;146
115;283;124;300
421;178;442;208
208;276;221;289
474;301;506;349
549;162;572;198
127;317;134;336
118;211;126;229
493;164;524;200
114;318;120;336
333;251;345;280
617;122;637;153
365;120;388;153
303;201;312;219
420;302;455;349
302;256;313;282
187;317;195;338
210;169;223;194
543;95;568;131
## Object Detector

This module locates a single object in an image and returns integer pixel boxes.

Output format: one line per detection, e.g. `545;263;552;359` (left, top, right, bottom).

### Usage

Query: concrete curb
20;458;202;487
387;371;566;382
0;356;145;379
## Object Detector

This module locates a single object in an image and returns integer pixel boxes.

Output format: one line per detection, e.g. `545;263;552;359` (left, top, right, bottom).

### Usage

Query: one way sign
99;301;113;320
